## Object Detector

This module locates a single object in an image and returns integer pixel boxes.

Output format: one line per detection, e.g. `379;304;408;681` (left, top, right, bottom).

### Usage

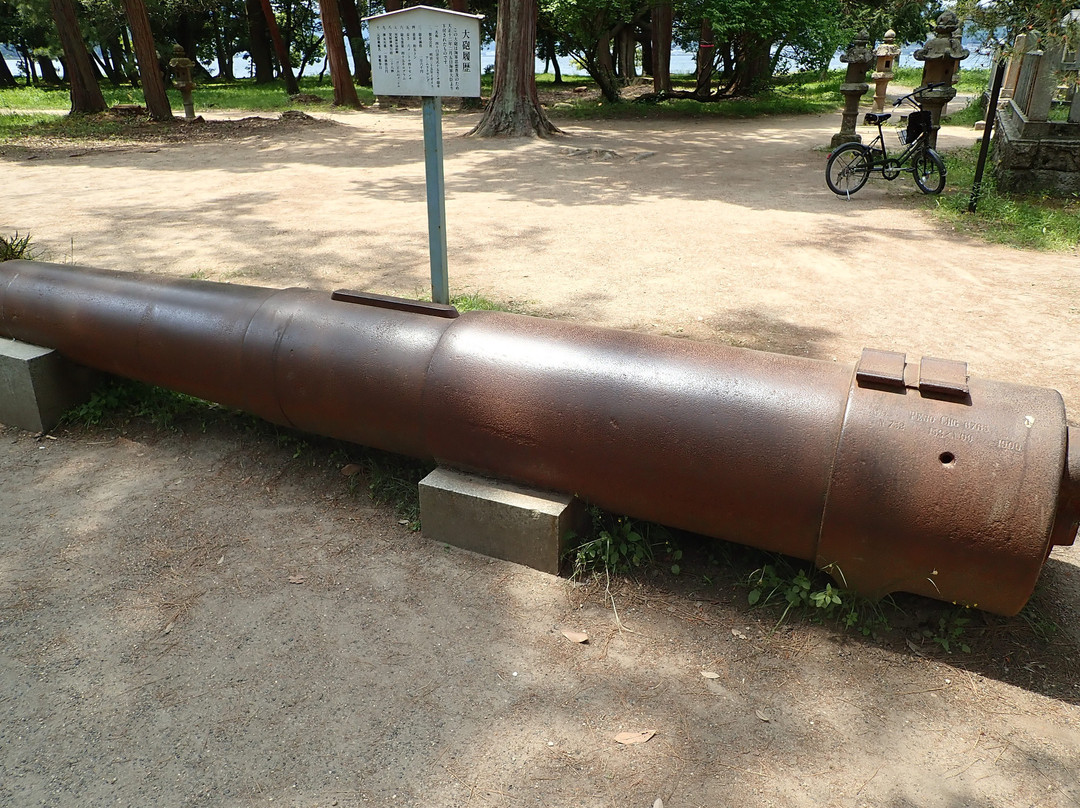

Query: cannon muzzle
1;259;1076;615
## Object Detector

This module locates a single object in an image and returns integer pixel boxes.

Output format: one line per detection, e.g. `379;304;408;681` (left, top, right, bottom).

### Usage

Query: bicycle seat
863;112;892;125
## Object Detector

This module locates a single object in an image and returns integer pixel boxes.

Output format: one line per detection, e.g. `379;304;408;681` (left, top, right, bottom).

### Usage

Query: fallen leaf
755;709;771;722
398;519;410;526
614;730;655;745
654;800;664;808
700;670;721;679
561;630;589;644
905;639;925;655
340;463;362;477
162;621;175;635
288;574;306;584
731;628;747;639
217;555;224;566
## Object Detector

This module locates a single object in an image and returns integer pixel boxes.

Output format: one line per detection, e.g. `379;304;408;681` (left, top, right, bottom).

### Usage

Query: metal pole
969;46;1008;214
422;95;449;305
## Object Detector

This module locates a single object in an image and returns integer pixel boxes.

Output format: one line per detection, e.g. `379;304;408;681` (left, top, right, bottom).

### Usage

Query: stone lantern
913;11;970;149
831;30;875;148
871;29;900;112
169;45;197;120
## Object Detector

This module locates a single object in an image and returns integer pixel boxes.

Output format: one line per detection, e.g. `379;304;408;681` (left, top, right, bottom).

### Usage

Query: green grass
941;98;985;127
893;65;989;94
545;70;843;120
0;231;38;261
932;144;1080;252
0;111;129;141
0;77;376;113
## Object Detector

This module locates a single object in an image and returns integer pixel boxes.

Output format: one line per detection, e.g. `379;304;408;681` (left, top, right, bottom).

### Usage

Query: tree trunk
694;17;715;98
211;10;235;80
339;0;370;85
468;0;558;137
119;28;139;85
257;0;300;94
122;0;172;120
297;35;323;79
244;0;275;83
639;23;652;77
592;33;620;102
37;56;61;84
18;47;38;85
615;25;635;80
92;50;120;85
174;13;201;72
0;55;16;89
650;2;672;93
48;0;107;113
732;34;772;95
317;0;359;107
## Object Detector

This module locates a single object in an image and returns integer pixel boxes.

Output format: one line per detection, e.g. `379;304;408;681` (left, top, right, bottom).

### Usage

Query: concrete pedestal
418;467;587;575
0;339;98;432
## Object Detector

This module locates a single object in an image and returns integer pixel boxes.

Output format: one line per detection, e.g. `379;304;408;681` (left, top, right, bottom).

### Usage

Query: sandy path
2;109;1080;807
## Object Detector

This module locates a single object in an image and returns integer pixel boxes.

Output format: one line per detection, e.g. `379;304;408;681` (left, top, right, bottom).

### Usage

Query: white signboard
365;6;483;98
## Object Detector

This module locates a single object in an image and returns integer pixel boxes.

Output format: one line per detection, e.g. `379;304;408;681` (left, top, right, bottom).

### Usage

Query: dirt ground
2;106;1080;807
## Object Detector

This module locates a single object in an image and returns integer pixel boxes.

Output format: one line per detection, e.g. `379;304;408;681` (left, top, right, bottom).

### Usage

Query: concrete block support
0;339;98;432
419;467;587;574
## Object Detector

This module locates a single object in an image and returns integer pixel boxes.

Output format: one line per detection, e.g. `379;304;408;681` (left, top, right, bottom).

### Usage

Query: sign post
421;96;448;304
365;5;484;305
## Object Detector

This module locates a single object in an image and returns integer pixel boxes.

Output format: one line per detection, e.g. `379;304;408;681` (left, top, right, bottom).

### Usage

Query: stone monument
913;11;969;149
831;31;875;147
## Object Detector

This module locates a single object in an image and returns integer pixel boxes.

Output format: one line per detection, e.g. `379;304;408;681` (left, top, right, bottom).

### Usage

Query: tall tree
257;0;301;93
122;0;173;120
317;0;360;106
48;0;106;113
0;56;16;88
650;2;672;92
540;0;638;102
244;0;275;81
339;0;371;85
469;0;559;136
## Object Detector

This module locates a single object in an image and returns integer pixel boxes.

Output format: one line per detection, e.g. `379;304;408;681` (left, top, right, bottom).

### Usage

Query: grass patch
931;144;1080;252
941;98;985;127
63;378;219;431
568;508;682;577
893;66;989;95
1;231;38;261
546;70;843;120
0;77;375;113
0;111;128;141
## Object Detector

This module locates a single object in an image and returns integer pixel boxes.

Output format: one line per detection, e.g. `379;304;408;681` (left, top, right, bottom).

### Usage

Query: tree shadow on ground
1;112;952;218
702;307;842;360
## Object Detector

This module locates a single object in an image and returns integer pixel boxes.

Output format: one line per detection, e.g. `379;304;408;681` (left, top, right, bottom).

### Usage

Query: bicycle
825;82;948;197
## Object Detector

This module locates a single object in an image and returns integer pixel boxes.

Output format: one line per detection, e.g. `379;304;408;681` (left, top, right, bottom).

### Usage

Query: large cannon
1;259;1077;615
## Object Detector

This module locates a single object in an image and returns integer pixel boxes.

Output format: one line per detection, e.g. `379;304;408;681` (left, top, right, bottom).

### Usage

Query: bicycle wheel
826;144;871;196
912;149;946;194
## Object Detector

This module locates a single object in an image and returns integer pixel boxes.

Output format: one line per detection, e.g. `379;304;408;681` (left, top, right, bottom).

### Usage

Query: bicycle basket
905;110;932;142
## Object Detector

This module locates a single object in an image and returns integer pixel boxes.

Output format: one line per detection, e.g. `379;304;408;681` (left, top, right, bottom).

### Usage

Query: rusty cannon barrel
1;259;1077;615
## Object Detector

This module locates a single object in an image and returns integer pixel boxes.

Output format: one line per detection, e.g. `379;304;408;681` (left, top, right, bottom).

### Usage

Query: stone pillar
169;45;197;120
1000;32;1030;100
831;30;875;148
872;29;900;113
1026;40;1065;122
913;11;970;150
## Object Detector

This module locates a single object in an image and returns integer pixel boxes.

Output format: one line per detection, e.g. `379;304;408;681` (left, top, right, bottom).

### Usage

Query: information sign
365;6;483;98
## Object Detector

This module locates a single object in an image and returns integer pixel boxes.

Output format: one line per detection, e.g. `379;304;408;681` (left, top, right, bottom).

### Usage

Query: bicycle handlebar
892;82;948;108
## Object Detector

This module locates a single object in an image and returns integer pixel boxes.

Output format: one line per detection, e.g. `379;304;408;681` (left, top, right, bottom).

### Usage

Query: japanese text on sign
367;7;482;98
